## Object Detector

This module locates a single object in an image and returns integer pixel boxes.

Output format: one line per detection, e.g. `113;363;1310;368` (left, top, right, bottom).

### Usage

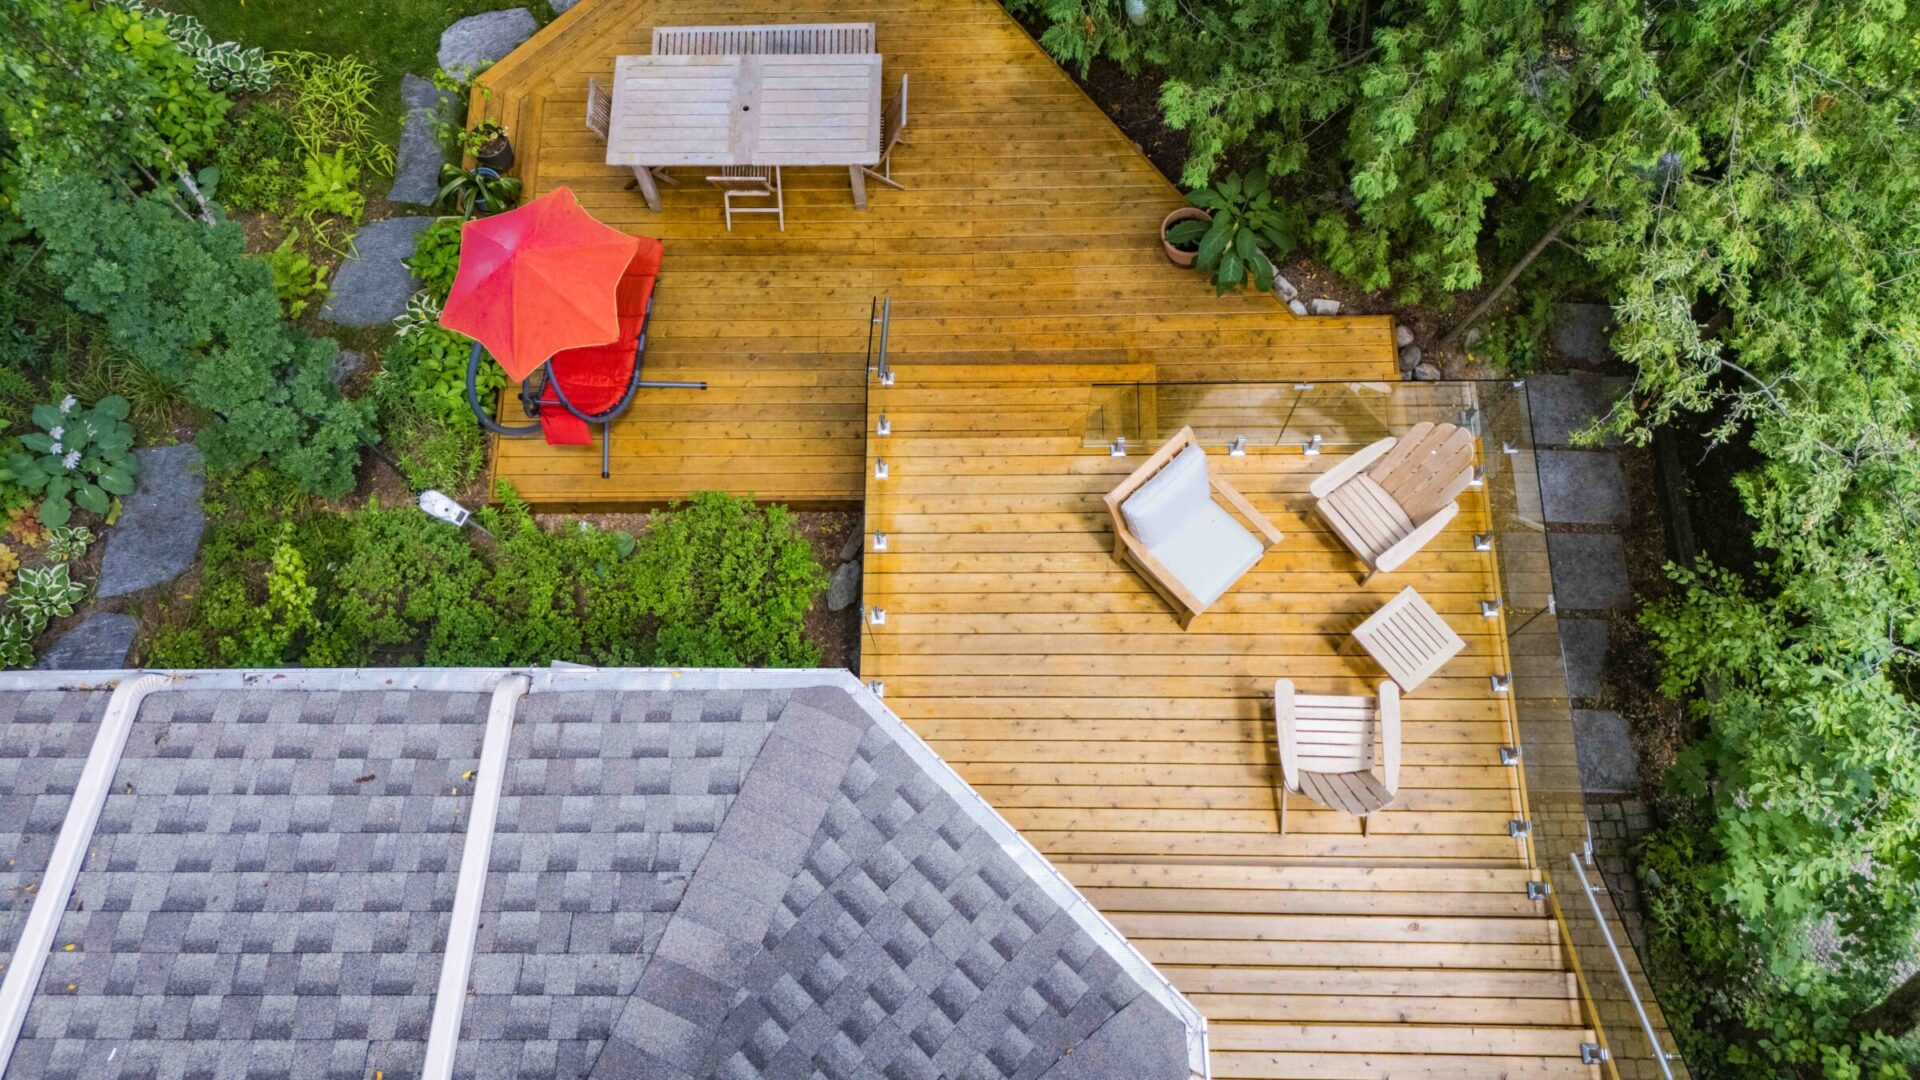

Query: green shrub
632;491;826;667
273;50;393;177
92;4;232;169
214;104;303;213
20;177;371;496
405;217;465;302
318;505;490;665
384;408;486;495
296;149;364;228
265;230;330;318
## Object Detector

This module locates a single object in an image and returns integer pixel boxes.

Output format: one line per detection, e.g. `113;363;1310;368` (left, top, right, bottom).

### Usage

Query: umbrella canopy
439;187;642;381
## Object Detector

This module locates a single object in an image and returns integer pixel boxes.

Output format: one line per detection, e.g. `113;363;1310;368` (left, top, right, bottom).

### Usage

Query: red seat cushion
536;238;662;445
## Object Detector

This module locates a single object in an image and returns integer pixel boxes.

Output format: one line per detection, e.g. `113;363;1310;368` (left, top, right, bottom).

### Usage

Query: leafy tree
19;177;371;495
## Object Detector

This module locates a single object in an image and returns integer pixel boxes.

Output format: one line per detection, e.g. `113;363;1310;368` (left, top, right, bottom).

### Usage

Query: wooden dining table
604;53;884;211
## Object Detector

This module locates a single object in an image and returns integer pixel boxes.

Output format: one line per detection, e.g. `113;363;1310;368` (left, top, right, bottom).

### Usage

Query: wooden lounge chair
1105;427;1283;629
1309;420;1475;582
1274;678;1400;835
861;74;908;192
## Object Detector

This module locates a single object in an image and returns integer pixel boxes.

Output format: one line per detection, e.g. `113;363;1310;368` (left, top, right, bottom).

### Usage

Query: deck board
476;0;1393;505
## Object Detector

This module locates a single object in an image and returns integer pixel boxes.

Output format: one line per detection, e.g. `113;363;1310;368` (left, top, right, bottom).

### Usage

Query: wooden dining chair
587;77;676;191
707;166;785;230
862;74;909;192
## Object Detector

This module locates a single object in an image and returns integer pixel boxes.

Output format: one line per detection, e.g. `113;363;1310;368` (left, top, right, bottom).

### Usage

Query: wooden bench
651;23;876;56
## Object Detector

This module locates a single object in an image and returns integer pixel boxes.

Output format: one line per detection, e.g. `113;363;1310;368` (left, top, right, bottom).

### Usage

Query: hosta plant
45;526;95;565
7;396;140;527
11;563;87;631
0;615;33;670
1173;172;1295;295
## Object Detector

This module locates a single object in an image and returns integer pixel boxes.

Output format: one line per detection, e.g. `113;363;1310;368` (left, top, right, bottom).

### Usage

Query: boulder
388;74;455;206
437;8;538;80
1308;298;1342;316
836;523;864;564
1394;324;1414;348
1412;362;1441;382
550;0;580;10
320;217;434;328
1397;345;1422;372
97;444;205;599
826;561;861;612
35;612;139;670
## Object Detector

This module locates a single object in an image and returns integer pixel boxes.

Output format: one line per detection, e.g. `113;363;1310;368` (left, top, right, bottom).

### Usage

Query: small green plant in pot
436;163;523;218
1174;172;1295;295
6;396;140;527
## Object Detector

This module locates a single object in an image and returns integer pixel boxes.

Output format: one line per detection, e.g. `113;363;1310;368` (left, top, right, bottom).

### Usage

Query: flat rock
97;444;205;599
35;612;139;670
1527;372;1630;446
438;8;537;79
1271;274;1299;302
1551;303;1615;368
1573;708;1641;794
1548;532;1631;611
330;348;367;386
388;74;455;206
1286;299;1308;317
826;561;861;612
320;216;433;328
1559;618;1610;700
836;523;863;564
1540;450;1629;526
1308;298;1341;316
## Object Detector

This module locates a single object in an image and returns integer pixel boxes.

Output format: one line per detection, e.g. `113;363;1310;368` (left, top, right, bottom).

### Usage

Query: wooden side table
1351;586;1466;692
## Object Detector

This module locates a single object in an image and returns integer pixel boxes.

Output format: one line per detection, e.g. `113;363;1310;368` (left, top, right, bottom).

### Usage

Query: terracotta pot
1161;206;1211;268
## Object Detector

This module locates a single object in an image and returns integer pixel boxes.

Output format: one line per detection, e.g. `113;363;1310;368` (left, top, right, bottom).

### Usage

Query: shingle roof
0;677;1198;1080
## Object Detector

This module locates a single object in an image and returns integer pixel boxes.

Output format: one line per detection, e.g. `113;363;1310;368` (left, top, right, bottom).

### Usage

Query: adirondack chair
1274;678;1400;835
1105;427;1283;628
1309;421;1475;582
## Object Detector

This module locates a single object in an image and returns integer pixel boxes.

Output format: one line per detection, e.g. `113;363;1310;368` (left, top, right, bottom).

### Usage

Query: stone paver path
319;217;434;328
35;612;138;670
97;445;205;599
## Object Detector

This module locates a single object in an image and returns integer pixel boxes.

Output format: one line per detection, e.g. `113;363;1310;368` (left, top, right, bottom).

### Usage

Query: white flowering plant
6;396;141;527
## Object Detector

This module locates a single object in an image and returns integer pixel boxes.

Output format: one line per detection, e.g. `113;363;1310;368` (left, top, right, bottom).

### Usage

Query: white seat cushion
1144;501;1264;608
1121;445;1211;550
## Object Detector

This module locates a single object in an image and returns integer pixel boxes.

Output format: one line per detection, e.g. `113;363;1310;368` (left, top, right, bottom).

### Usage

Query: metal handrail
1567;851;1680;1079
871;296;893;386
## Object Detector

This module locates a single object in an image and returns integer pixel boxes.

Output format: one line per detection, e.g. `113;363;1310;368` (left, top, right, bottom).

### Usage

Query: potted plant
1177;172;1295;295
466;121;514;171
1161;206;1212;267
436;163;523;218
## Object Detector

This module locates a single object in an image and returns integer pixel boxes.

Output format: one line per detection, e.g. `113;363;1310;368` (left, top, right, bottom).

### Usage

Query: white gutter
0;673;169;1070
0;666;1211;1080
424;675;529;1080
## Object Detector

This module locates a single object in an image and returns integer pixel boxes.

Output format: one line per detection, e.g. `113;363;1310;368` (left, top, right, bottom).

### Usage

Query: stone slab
1539;450;1629;526
319;216;433;328
1558;618;1609;700
96;444;205;599
1547;532;1631;611
437;8;537;80
826;560;860;612
1550;303;1615;368
1527;373;1630;446
34;613;138;670
1573;708;1640;794
387;74;454;206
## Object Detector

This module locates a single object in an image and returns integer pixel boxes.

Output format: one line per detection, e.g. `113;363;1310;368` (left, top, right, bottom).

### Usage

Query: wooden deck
473;0;1395;506
476;1;1610;1074
860;363;1601;1078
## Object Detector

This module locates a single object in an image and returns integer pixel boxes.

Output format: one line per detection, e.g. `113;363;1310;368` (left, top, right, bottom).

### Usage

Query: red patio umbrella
439;186;641;381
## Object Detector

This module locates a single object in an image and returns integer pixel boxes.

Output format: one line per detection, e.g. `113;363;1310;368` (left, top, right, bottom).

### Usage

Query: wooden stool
1350;586;1465;693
